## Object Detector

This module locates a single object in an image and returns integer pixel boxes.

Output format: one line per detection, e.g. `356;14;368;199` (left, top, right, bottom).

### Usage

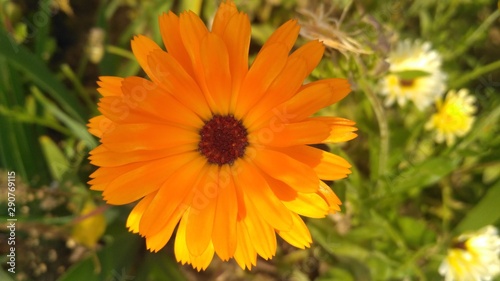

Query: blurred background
1;0;499;280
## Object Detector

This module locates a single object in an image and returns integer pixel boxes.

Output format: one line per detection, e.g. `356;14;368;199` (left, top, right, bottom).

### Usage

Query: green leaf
32;86;97;148
0;268;15;281
387;157;459;194
454;180;500;233
0;29;86;122
390;70;432;80
134;252;187;281
39;136;70;181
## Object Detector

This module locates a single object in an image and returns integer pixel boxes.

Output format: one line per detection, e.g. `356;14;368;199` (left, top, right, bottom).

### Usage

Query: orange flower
88;0;356;270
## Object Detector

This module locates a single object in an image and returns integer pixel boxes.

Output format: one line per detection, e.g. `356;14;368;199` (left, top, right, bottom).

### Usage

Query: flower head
379;39;446;110
425;89;476;146
88;0;356;270
439;225;500;281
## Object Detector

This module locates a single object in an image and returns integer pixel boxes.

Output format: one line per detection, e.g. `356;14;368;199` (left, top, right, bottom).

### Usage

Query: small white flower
439;225;500;281
379;39;447;110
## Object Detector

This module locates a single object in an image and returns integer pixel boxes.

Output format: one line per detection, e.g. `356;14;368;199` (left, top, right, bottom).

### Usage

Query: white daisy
379;39;446;110
439;225;500;281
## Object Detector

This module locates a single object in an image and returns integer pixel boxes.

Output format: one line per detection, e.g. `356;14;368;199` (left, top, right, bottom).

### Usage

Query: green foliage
0;0;499;280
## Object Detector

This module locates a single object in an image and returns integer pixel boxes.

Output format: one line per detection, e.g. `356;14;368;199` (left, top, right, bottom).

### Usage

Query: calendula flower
379;39;446;110
88;0;356;270
439;225;500;281
425;89;476;146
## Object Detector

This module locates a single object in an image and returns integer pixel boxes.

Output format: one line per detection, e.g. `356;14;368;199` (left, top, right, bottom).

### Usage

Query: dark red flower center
399;78;415;87
198;115;249;166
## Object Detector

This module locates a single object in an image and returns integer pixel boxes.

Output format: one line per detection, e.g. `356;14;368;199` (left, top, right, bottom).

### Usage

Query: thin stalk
451;59;500;89
61;64;94;110
358;79;389;183
105;45;136;61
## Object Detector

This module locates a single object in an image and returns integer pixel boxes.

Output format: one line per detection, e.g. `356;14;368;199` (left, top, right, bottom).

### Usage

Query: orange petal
98;76;203;128
179;11;209;85
318;181;342;213
233;43;288;118
185;165;219;257
252;148;320;193
89;163;151;192
175;212;215;271
233;221;257;270
276;145;352;180
139;155;207;236
146;49;212;120
130;35;163;78
313;117;358;143
97;76;123;97
264;173;328;218
212;166;238;261
89;143;195;167
251;120;330;147
234;160;293;231
159;11;194;76
277;213;312;249
101;123;198;152
211;0;238;36
241;197;277;260
244;56;308;128
87;115;115;138
126;191;156;234
288;40;325;76
101;153;198;205
200;33;232;114
284;78;351;122
221;12;250;95
262;19;300;52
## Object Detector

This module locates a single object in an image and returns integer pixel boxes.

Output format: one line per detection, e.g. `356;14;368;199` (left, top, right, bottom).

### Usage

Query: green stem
61;64;95;110
358;79;389;183
446;9;500;60
451;59;500;89
106;44;136;61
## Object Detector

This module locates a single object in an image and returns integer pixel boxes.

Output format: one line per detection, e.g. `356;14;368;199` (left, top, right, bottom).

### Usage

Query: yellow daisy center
198;115;249;165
